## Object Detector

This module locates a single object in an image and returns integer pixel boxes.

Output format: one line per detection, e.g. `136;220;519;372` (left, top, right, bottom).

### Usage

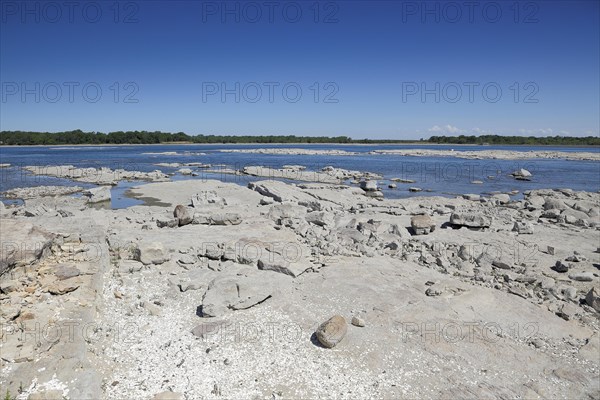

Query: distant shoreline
1;142;599;148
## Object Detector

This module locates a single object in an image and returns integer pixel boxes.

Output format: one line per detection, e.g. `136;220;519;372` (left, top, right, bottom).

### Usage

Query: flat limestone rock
258;251;312;278
450;212;492;228
0;219;56;275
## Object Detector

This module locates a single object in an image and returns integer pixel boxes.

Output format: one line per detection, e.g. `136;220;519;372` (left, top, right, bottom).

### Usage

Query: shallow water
0;144;598;208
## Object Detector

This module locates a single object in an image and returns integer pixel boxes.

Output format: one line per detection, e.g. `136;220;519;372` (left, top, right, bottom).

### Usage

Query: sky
0;0;599;139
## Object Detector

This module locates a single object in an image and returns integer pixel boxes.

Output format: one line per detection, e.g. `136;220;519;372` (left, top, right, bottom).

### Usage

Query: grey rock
305;211;334;227
492;194;510;204
83;186;111;203
463;194;481;201
556;303;579;321
359;180;378;191
568;272;594;282
258;251;311;278
316;315;347;348
260;196;275;205
512;221;534;234
553;261;570;273
209;213;242;225
585;287;600;312
425;285;444;296
450;213;492;228
511;168;532;178
174;204;193;226
351;316;366;327
136;241;169;265
411;214;435;235
54;264;81;280
156;217;179;228
544;198;566;210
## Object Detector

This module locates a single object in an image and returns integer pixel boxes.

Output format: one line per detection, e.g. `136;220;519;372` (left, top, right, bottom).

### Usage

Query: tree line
427;135;600;146
0;130;598;146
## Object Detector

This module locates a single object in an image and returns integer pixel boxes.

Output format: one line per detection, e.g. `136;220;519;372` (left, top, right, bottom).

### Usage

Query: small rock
156;217;179;228
351;316;365;327
450;213;492;228
359;180;378;191
585;287;600;312
408;187;422;192
410;214;436;235
388;183;397;189
568;272;594;282
462;194;480;201
83;186;111;203
0;280;19;294
260;196;274;205
47;281;79;295
316;315;347;348
54;264;80;280
425;285;444;297
137;242;169;265
512;221;534;234
566;253;587;262
492;193;510;204
553;261;570;273
556;303;579;321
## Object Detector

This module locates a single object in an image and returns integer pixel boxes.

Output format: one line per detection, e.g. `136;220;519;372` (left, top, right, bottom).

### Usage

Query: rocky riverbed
217;147;600;161
0;177;599;399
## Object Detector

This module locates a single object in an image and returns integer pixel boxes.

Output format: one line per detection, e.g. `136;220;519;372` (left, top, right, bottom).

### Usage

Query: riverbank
1;177;598;399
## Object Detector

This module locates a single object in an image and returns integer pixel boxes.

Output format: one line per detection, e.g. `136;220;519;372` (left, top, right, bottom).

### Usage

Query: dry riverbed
0;175;599;399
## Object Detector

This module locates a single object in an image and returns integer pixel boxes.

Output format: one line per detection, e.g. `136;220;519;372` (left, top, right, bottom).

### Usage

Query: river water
0;144;598;208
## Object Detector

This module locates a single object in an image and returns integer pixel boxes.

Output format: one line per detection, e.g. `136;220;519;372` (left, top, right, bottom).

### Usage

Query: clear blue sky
1;0;598;139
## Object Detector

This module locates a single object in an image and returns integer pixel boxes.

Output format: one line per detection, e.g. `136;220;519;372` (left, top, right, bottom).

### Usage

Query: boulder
409;187;422;192
450;213;492;228
316;315;347;348
174;204;193;226
512;221;534;234
83;186;111;203
178;168;193;175
410;215;435;235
